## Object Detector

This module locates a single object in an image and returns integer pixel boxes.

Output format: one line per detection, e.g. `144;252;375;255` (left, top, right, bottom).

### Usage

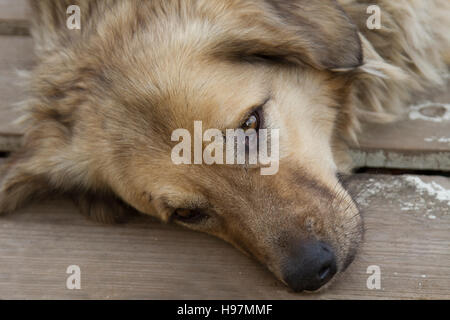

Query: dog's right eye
241;108;262;133
173;208;208;224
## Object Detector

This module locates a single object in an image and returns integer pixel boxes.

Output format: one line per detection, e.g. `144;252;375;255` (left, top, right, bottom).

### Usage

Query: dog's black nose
283;240;337;292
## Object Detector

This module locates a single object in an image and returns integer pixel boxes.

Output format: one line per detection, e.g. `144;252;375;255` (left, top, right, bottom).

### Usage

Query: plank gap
0;151;10;158
0;20;30;36
355;167;450;178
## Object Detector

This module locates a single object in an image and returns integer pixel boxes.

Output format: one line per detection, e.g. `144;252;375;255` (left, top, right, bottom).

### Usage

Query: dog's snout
283;240;337;292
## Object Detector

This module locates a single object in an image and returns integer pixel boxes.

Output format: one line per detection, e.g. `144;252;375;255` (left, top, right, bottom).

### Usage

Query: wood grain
0;175;448;299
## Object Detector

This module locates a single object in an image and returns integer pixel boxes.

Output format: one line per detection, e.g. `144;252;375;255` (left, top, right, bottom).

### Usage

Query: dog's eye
173;208;208;223
241;109;261;132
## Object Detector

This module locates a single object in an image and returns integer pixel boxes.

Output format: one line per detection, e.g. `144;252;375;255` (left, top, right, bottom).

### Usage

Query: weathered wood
0;174;448;299
0;0;30;35
351;82;450;171
0;36;33;151
0;0;29;20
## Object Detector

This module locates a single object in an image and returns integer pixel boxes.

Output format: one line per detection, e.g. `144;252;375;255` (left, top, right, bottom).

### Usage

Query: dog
0;0;448;292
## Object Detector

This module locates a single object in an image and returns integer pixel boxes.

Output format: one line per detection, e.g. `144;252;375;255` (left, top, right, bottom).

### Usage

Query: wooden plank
0;0;30;35
0;36;33;151
0;174;448;299
351;82;450;171
0;0;29;20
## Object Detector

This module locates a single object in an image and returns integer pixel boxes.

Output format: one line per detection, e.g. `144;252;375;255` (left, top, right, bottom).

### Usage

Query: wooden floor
0;0;449;299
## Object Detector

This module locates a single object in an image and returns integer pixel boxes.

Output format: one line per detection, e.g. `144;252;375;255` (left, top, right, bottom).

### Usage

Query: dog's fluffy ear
218;0;362;70
0;152;51;214
0;152;137;223
72;192;139;224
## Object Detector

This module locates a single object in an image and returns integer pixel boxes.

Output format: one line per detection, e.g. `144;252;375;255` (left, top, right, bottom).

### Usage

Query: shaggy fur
0;0;448;291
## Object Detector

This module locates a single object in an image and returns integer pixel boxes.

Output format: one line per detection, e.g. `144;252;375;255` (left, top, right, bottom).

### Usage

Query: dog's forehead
113;50;271;131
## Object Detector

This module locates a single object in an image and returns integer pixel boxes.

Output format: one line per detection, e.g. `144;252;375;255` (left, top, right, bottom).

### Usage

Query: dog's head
11;0;365;292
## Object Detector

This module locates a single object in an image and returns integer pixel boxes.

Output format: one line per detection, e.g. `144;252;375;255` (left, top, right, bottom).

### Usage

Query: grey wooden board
0;36;34;132
0;36;33;151
0;0;30;35
0;0;29;20
0;174;448;299
350;82;450;171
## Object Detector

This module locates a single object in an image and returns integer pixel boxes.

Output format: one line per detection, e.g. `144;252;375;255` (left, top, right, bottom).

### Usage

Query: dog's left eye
173;208;208;224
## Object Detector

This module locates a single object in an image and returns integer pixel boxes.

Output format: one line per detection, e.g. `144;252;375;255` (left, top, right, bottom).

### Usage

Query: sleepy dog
0;0;448;292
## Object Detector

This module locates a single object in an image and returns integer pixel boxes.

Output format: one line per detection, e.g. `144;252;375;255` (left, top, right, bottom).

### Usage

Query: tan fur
0;0;448;291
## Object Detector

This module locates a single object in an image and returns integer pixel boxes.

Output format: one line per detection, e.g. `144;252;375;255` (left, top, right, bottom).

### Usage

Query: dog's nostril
318;265;332;281
282;240;337;292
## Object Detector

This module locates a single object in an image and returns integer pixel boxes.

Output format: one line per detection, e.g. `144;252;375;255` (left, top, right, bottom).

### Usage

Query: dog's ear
218;0;362;70
72;192;139;224
0;152;51;214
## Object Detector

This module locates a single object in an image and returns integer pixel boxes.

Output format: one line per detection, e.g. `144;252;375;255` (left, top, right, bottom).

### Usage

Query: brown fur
0;0;448;291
